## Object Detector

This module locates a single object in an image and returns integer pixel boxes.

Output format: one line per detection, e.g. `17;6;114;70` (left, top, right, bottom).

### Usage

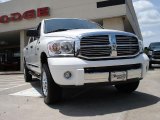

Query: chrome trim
81;45;110;48
78;34;140;60
109;35;117;57
127;68;142;79
117;44;139;47
84;68;142;81
75;40;80;56
85;72;109;81
78;53;140;60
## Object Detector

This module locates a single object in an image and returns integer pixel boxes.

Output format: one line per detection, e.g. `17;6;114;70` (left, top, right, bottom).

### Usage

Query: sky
133;0;160;47
0;0;160;47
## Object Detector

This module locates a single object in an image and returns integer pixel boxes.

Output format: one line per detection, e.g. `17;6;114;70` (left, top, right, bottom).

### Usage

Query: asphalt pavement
0;66;159;120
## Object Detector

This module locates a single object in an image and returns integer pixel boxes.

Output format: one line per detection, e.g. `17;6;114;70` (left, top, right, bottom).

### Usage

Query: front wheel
115;81;140;93
41;64;62;105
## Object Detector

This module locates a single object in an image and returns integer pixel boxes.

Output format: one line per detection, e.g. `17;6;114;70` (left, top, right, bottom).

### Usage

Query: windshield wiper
47;29;70;33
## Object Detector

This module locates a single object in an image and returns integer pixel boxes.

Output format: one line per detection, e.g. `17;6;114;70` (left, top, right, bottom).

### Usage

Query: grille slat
81;49;111;52
118;51;138;54
81;53;110;56
81;38;109;40
81;51;111;54
117;44;139;47
81;47;111;50
81;45;110;48
116;42;138;44
116;36;133;39
81;42;109;45
117;48;137;52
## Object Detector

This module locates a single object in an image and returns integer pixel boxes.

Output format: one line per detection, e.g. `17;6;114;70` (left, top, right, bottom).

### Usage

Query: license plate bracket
110;71;127;82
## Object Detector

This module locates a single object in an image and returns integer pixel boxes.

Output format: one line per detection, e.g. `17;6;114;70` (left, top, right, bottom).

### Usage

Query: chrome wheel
41;64;62;104
42;71;48;96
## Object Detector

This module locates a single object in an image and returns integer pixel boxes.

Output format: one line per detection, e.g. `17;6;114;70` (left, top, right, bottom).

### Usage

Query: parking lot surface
0;67;160;120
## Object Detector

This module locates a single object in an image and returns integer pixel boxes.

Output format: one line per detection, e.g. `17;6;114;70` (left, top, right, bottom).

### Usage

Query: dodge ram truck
24;18;149;104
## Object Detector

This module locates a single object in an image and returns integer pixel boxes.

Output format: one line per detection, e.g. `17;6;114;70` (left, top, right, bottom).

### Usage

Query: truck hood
44;29;136;39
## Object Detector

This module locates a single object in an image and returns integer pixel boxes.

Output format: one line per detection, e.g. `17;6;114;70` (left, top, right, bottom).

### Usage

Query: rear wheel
41;64;62;104
24;63;32;82
115;81;140;93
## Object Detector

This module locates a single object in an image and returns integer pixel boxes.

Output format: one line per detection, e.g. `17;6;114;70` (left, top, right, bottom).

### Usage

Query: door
25;37;37;71
31;23;41;73
25;23;41;73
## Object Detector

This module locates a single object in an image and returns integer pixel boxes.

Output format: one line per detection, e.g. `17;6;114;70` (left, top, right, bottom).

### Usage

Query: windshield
149;42;160;49
44;19;102;33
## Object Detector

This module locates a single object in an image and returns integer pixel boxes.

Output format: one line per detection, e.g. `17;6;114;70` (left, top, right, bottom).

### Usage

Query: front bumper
48;53;149;86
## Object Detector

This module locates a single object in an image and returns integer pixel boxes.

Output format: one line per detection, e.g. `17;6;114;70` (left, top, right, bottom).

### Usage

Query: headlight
48;40;74;56
148;51;153;55
139;40;144;53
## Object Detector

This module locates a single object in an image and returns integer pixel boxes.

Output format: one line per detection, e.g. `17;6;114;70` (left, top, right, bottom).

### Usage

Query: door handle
30;46;33;48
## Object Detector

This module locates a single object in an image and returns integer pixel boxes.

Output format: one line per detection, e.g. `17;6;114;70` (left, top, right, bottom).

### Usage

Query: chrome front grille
79;34;140;59
80;35;111;58
116;35;139;56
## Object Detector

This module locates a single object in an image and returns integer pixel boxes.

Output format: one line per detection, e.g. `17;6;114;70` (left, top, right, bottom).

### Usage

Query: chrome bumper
85;68;142;82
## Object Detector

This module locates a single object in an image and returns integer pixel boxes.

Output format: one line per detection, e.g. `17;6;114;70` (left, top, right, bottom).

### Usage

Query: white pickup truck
24;18;149;104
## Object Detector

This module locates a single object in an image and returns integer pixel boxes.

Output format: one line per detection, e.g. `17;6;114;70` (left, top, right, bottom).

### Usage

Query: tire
24;63;32;82
115;81;140;93
41;64;62;105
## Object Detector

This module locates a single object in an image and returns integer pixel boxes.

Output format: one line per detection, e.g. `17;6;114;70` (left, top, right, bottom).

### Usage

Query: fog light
64;71;72;79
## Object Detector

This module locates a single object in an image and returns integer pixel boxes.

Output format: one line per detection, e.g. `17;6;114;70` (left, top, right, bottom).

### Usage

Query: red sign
0;7;50;24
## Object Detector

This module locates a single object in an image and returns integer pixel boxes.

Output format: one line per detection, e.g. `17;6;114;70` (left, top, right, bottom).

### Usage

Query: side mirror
26;29;39;37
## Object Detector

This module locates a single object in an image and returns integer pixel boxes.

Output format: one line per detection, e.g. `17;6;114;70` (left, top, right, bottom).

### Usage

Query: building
0;0;141;72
